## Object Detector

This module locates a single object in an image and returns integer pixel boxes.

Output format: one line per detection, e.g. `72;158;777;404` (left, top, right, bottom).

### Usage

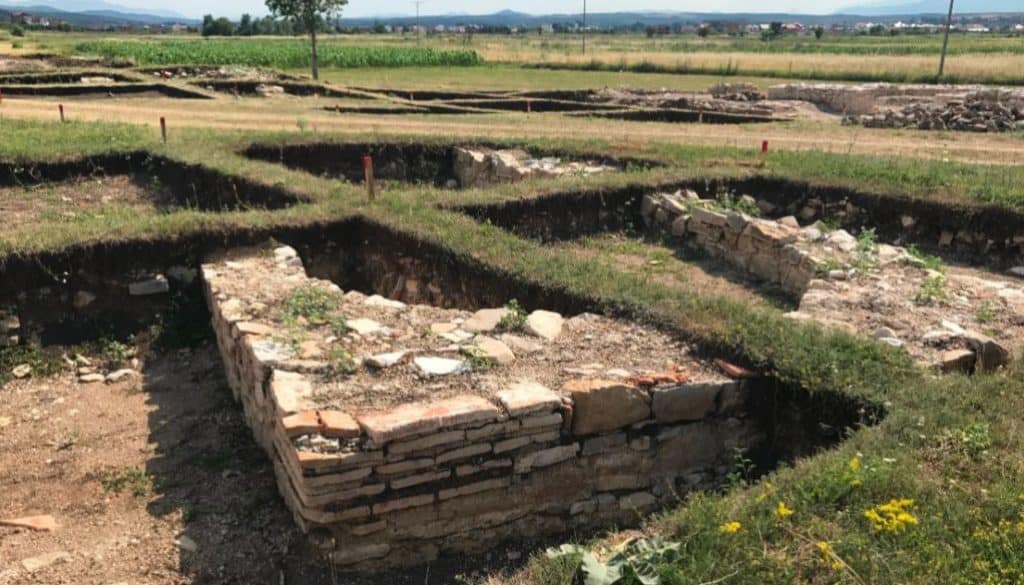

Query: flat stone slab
651;382;722;423
347;318;385;336
526;310;563;341
357;395;502;445
496;381;561;416
474;336;515;365
414;356;468;376
462;308;509;333
564;378;650;436
366;350;408;369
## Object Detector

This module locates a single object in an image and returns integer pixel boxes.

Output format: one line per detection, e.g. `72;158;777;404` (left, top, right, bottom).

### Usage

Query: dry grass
1;93;1022;166
483;48;1024;82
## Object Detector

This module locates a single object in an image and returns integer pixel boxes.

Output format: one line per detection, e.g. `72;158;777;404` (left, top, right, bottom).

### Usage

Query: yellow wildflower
719;521;742;534
756;481;774;503
848;456;861;472
865;498;918;532
775;501;794;519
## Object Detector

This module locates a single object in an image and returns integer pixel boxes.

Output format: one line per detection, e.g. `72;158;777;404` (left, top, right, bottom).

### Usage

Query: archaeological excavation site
1;62;1023;583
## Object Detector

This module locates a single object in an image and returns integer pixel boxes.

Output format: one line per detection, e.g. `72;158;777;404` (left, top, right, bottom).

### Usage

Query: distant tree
372;21;386;34
238;13;254;35
697;25;710;38
10;25;23;37
814;25;825;39
265;0;348;79
770;21;784;37
201;14;235;36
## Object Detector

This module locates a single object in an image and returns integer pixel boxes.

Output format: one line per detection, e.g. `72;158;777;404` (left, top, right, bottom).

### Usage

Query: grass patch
102;467;152;497
0;345;64;387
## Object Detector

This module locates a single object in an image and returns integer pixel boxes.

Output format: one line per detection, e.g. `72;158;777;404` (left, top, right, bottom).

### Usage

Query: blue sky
100;0;859;19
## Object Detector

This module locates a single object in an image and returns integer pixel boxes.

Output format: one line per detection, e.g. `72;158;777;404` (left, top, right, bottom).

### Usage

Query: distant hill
837;0;1024;15
0;2;197;26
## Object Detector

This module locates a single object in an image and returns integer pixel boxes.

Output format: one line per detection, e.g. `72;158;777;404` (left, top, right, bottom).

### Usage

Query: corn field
74;40;484;68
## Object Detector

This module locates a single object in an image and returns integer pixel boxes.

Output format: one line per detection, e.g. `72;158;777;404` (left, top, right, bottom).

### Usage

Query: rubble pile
452;147;613;188
845;90;1024;132
708;83;766;102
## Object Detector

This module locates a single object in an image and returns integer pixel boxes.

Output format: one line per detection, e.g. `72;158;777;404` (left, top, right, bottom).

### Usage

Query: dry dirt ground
1;94;1023;166
0;344;550;585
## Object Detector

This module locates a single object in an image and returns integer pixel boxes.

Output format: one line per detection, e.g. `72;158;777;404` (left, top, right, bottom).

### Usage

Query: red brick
357;395;501;445
281;411;320;438
714;358;756;379
318;410;360;439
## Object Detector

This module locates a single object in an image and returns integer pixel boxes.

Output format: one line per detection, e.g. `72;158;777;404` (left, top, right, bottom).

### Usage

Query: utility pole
582;0;587;54
938;0;955;78
413;0;425;39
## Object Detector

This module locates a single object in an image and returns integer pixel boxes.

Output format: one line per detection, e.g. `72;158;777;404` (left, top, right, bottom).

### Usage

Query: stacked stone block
643;192;819;295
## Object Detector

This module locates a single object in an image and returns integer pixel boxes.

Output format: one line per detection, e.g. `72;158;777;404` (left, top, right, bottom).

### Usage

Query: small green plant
914;273;949;306
11;25;24;37
903;244;946;273
99;337;132;369
327;347;358;377
281;285;338;326
939;422;992;459
328;314;351;337
714;190;761;216
497;299;528;332
851;228;879;272
815;258;843;277
296;116;310;132
460;346;494;371
726;447;756;489
976;301;996;324
545;537;681;585
102;467;152;497
0;345;63;387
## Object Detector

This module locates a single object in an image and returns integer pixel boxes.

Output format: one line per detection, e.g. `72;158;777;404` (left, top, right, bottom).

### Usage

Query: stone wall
201;248;760;571
642;191;819;296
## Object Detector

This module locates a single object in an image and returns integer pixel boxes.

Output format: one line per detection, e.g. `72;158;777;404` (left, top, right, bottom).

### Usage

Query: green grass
74;39;483;68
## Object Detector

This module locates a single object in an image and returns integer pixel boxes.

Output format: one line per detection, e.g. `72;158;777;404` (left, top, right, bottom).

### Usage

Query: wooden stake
526;98;532;113
363;155;376;201
761;140;769;167
58;104;65;122
160;116;167;143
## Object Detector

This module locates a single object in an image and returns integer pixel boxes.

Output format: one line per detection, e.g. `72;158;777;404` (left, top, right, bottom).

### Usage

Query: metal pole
582;0;587;55
938;0;955;78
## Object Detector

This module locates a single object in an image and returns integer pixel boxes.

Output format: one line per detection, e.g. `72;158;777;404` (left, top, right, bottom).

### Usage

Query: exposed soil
0;343;547;585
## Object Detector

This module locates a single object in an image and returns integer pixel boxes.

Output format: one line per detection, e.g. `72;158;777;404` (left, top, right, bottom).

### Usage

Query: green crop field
73;39;483;68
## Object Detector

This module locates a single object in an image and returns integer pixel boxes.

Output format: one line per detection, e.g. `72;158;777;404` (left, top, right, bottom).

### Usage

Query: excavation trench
193;80;366;98
0;217;875;573
0;151;305;217
455;178;1024;372
0;83;212;99
241;141;644;189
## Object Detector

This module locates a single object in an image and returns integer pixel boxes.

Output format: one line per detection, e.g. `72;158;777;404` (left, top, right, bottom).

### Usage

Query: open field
1;30;1024;585
19;31;1024;84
